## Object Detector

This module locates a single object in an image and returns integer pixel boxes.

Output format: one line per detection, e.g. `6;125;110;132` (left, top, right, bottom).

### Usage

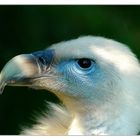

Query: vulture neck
57;94;140;135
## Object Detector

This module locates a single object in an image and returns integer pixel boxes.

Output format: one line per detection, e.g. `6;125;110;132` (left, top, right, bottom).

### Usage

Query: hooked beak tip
0;54;41;94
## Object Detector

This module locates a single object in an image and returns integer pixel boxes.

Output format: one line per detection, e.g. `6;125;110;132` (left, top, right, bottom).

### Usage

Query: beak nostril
32;49;55;67
38;57;46;65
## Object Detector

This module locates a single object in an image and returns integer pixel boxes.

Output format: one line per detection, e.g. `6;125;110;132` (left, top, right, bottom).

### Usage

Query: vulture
0;36;140;135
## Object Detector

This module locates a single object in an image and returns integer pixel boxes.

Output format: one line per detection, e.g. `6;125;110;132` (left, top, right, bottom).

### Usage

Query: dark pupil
78;59;91;68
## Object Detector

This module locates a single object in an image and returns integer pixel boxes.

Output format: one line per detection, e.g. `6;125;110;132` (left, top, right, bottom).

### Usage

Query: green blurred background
0;5;140;135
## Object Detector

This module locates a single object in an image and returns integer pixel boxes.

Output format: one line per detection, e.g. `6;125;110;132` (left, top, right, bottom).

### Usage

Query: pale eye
77;58;92;69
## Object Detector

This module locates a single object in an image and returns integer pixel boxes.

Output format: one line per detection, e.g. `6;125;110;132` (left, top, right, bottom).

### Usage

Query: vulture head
0;36;140;135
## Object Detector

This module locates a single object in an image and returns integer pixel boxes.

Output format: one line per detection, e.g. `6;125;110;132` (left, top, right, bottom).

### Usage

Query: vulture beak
0;49;54;94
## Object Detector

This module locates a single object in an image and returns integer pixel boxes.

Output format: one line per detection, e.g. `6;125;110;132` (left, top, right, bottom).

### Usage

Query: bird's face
0;36;138;104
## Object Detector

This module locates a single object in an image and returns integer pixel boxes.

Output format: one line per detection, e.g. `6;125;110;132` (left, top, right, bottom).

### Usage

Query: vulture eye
77;58;92;69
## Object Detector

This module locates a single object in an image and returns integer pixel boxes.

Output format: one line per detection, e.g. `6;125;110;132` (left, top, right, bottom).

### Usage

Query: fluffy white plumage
1;36;140;135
